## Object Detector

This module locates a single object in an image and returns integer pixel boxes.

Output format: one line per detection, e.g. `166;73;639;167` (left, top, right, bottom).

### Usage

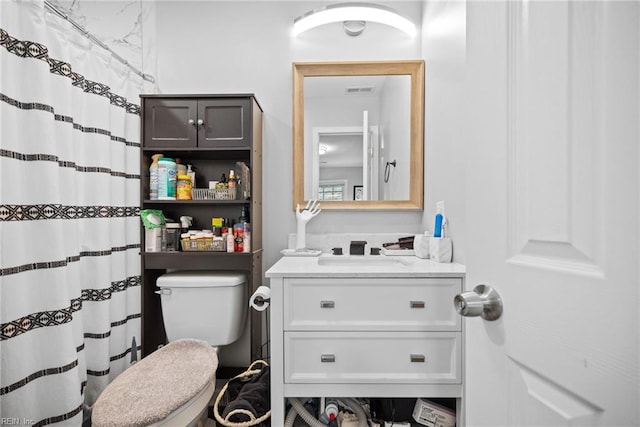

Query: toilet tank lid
157;271;246;288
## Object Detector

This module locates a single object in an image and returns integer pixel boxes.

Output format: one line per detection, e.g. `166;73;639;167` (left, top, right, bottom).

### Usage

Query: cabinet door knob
197;119;204;126
188;119;195;125
320;300;335;309
410;354;426;363
410;300;425;308
321;354;336;363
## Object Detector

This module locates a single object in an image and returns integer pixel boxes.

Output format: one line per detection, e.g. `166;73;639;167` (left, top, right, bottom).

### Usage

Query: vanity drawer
283;278;461;331
284;331;461;384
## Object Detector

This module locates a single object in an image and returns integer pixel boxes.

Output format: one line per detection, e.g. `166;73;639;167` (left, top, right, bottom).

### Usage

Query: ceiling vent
345;86;375;94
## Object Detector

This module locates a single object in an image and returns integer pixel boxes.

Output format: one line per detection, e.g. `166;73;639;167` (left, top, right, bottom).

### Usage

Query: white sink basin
317;256;413;266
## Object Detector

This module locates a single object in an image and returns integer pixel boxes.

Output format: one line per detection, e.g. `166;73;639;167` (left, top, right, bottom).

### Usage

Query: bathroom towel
92;339;218;427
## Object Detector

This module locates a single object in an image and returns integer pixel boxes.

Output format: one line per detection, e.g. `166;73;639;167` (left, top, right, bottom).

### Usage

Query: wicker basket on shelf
191;188;237;201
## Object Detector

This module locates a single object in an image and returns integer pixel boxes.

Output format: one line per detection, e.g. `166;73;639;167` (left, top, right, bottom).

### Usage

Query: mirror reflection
304;75;411;202
293;60;425;210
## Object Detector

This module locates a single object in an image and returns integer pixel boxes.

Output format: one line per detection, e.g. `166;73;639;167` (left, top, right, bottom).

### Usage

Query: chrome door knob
454;284;503;321
188;119;195;125
197;119;204;126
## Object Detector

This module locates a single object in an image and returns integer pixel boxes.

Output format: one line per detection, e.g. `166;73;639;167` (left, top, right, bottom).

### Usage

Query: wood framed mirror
293;60;424;210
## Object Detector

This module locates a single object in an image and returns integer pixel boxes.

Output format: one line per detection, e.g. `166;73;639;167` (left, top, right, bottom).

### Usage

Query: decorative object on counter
295;199;321;251
332;247;343;256
370;247;381;255
149;153;164;200
429;237;452;263
413;233;430;259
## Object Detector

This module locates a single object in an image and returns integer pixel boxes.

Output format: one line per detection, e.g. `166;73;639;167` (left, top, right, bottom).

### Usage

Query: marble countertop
265;254;466;278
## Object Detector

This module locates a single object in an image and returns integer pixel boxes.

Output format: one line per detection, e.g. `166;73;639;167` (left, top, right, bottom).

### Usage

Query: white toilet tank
157;271;247;346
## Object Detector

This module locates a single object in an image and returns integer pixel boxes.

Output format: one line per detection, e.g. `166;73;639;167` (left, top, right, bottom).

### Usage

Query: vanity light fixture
293;3;416;37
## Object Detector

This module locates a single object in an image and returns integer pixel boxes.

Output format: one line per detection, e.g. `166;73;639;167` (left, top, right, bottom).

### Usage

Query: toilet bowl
93;271;247;426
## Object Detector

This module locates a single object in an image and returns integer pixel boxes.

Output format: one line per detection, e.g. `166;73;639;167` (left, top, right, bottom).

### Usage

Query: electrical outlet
436;200;445;216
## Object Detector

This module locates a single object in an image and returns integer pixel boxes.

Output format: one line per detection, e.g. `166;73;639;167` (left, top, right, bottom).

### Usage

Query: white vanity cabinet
266;256;466;426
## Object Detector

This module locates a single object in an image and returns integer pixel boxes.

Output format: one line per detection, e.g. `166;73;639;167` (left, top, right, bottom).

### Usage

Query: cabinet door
198;98;251;148
143;99;197;148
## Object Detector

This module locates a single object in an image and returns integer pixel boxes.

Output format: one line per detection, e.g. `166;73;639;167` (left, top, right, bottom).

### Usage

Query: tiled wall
47;0;156;82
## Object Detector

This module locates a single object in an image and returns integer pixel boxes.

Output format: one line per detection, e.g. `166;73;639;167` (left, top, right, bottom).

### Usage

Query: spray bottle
180;216;193;235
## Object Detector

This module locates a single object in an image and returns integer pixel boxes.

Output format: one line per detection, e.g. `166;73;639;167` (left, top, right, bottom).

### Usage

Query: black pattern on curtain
0;1;143;425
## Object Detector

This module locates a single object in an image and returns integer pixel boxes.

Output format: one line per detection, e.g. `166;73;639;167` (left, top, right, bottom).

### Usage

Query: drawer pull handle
321;354;336;363
320;300;335;309
410;354;426;363
410;300;425;309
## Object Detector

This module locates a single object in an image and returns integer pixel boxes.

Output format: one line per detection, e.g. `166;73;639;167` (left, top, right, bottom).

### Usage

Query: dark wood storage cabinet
139;94;263;377
143;97;253;149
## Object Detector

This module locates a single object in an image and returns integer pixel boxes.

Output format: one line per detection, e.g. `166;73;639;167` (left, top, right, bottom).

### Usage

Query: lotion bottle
149;153;163;200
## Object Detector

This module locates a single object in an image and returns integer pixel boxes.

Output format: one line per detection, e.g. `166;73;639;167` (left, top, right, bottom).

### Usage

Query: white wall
150;1;427;273
380;75;411;200
421;0;467;262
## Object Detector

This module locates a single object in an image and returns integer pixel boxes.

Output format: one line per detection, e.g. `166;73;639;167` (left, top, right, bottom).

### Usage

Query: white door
362;110;370;200
463;2;639;426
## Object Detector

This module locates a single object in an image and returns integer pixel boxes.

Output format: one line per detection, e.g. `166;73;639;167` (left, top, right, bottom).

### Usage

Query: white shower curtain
1;1;142;424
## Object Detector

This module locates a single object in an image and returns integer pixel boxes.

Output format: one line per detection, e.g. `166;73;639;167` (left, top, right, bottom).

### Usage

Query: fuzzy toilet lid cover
92;339;218;427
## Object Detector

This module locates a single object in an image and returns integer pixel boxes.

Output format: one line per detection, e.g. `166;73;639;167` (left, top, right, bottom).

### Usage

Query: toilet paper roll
249;285;271;311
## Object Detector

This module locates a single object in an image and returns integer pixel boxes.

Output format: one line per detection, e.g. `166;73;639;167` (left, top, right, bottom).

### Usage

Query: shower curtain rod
43;0;155;84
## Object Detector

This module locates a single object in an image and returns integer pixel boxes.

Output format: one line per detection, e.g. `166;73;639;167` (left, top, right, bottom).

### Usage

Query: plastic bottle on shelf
239;205;249;224
149;153;164;200
187;164;196;187
233;223;244;252
226;225;235;253
176;174;192;200
176;158;187;177
157;157;177;200
243;223;251;253
228;170;237;189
